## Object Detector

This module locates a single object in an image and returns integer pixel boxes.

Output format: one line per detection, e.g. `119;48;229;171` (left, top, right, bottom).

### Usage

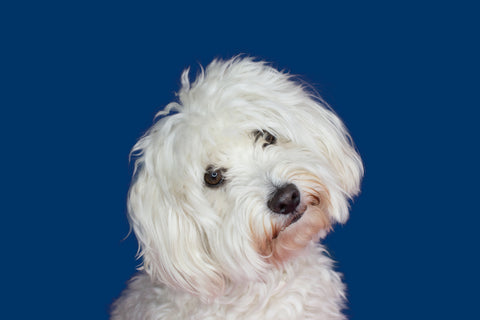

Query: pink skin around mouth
288;204;307;225
273;203;308;239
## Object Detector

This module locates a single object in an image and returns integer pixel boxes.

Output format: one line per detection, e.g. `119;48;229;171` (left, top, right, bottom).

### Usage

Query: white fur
112;57;363;319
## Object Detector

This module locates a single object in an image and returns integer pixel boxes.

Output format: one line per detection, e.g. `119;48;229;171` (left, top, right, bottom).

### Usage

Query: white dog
112;57;363;319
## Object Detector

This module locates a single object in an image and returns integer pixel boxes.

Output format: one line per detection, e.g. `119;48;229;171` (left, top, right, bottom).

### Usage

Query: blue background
2;1;478;319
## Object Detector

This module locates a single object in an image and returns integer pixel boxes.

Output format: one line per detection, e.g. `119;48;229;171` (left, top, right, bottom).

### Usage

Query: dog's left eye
253;130;277;147
204;167;226;187
263;132;277;146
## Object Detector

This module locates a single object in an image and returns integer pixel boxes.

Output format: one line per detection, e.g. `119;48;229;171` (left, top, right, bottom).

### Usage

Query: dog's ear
291;97;364;223
126;127;225;301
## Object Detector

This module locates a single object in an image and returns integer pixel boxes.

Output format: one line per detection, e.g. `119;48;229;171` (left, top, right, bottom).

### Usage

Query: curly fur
112;57;363;319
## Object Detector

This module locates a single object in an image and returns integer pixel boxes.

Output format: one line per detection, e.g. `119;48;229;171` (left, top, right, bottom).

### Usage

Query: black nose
267;183;301;215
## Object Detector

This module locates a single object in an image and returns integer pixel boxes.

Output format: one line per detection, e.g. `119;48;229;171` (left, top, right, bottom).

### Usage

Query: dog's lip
288;205;307;226
272;205;307;239
289;212;303;225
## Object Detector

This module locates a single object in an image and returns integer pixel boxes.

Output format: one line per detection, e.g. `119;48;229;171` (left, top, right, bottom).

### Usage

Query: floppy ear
126;123;225;300
291;96;364;223
308;100;363;195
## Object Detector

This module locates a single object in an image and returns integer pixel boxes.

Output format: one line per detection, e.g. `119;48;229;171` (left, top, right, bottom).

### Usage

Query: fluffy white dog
112;57;363;319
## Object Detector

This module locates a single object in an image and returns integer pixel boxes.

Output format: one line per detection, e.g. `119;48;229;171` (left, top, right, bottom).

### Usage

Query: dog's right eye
204;166;226;188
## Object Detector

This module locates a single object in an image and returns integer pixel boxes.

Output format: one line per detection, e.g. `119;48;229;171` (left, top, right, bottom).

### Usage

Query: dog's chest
160;256;346;319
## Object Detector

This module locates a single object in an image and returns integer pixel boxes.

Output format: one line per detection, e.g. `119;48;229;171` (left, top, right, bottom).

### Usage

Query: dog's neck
211;243;327;304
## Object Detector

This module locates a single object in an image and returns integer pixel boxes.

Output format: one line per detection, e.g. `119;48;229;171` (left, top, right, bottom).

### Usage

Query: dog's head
127;57;363;299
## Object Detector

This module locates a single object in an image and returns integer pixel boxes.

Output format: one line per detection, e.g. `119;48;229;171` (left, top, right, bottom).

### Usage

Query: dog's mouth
272;207;306;239
281;205;306;229
289;210;304;225
288;201;308;226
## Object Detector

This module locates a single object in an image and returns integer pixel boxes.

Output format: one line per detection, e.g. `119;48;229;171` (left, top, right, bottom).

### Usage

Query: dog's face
128;58;363;299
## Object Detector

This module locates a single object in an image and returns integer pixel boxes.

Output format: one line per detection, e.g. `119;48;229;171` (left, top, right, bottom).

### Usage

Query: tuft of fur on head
126;56;363;300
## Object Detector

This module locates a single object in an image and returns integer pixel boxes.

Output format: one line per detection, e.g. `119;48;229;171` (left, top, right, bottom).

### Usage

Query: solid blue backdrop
2;1;478;319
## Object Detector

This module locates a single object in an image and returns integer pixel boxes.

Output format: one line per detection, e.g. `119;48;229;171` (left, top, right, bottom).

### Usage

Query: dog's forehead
203;123;253;148
181;108;255;136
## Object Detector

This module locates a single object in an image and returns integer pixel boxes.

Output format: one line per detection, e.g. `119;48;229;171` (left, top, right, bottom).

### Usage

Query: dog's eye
253;130;263;142
263;132;277;146
204;167;226;187
253;130;277;147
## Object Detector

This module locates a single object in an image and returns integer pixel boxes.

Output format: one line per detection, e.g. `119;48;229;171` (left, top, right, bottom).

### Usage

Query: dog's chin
266;204;331;264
